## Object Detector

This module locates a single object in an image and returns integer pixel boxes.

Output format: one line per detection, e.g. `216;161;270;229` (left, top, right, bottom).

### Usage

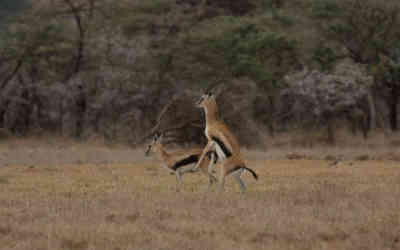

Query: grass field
0;139;400;250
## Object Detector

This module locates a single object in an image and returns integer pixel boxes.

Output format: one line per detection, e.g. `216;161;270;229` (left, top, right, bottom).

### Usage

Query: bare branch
135;93;184;145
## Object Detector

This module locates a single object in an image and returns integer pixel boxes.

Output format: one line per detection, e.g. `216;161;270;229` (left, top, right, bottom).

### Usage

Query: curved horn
203;76;226;95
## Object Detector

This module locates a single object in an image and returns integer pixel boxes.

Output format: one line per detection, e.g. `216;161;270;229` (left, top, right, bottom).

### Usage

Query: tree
372;53;400;131
284;59;373;143
0;0;104;136
0;0;29;21
320;0;400;131
209;23;299;134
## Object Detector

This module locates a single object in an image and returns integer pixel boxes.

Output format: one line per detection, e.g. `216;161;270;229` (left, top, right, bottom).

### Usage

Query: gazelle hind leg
219;159;236;192
208;174;217;191
175;170;183;191
219;165;226;192
233;169;246;193
207;152;217;189
208;152;215;174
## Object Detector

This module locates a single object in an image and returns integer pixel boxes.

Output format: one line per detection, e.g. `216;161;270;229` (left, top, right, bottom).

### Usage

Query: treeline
0;0;399;147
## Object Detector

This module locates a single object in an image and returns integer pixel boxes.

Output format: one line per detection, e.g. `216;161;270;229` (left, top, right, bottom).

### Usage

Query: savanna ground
1;134;400;250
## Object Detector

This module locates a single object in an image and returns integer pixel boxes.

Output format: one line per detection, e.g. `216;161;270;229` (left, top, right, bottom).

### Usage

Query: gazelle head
145;132;163;156
196;91;216;109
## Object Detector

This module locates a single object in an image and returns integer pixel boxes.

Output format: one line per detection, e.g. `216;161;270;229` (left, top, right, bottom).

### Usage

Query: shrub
311;0;342;19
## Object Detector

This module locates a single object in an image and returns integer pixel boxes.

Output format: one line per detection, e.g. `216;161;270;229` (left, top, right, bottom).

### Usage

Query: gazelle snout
196;95;205;107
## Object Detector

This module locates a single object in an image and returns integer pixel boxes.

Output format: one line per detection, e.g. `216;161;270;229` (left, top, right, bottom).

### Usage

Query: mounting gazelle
193;91;258;192
145;132;218;189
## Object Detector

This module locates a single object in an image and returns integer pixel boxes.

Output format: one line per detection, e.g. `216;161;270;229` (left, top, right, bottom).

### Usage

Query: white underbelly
206;127;227;160
205;127;210;139
214;143;227;160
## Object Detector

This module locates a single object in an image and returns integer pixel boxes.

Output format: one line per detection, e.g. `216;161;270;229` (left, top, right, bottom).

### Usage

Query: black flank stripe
171;154;199;171
211;136;232;158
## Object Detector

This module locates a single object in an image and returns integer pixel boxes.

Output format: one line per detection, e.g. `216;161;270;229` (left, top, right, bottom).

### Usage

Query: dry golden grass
1;139;400;250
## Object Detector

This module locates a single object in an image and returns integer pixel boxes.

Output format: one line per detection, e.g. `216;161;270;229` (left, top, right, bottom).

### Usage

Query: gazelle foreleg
190;141;218;188
192;140;216;171
175;170;183;191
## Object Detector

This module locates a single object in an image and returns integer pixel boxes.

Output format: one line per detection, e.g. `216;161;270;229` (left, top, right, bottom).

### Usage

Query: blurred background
1;0;400;149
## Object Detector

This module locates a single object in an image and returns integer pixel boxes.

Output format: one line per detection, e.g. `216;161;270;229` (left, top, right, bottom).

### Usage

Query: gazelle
145;132;218;188
193;92;258;192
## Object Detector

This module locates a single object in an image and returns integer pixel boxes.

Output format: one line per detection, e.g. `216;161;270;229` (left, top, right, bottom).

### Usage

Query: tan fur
195;93;257;192
146;134;217;188
201;97;242;157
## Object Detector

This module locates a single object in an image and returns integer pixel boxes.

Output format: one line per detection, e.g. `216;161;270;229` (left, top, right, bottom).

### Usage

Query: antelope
193;92;258;192
145;132;218;189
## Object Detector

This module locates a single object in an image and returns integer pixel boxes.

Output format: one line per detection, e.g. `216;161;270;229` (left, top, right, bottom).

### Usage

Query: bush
312;43;339;71
207;22;298;88
206;0;256;16
311;0;341;19
283;59;373;142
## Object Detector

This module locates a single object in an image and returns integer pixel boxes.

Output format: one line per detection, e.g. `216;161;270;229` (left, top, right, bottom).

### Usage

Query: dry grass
1;138;400;250
257;129;400;162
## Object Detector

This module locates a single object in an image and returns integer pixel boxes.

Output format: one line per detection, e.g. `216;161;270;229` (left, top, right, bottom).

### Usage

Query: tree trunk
389;86;399;131
59;98;64;135
367;89;376;130
62;0;86;82
75;86;86;139
324;112;335;145
327;119;335;145
268;95;275;137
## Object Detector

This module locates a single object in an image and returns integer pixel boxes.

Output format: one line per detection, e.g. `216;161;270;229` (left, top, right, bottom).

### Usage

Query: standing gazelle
193;92;258;192
145;132;218;189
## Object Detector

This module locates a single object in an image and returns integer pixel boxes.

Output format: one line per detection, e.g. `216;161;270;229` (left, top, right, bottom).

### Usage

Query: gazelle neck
156;144;170;161
204;101;219;125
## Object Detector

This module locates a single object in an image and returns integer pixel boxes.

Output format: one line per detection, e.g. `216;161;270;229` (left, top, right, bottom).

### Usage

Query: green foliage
272;13;294;27
0;0;29;16
1;14;79;84
207;0;256;16
373;49;400;87
259;0;286;10
0;0;29;32
311;0;341;19
322;0;400;64
208;22;298;89
312;44;338;71
134;0;174;15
